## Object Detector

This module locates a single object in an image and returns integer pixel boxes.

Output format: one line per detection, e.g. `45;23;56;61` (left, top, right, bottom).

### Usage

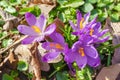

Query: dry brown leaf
105;18;120;64
14;44;50;72
96;64;120;80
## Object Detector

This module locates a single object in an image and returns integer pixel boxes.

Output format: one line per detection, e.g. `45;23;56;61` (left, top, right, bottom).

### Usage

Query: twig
0;35;28;54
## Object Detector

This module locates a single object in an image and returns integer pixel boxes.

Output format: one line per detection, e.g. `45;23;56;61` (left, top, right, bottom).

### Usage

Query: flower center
89;28;94;36
80;18;84;30
78;48;85;56
50;43;63;50
32;25;41;33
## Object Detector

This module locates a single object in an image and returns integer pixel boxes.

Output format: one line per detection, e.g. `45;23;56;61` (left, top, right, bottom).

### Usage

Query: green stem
107;53;111;66
86;68;92;80
48;64;66;78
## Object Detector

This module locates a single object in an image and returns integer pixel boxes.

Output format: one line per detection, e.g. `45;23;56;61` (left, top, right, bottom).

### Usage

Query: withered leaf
96;64;120;80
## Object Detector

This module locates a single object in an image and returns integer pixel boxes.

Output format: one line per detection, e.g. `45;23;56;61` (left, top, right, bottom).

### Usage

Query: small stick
0;35;28;54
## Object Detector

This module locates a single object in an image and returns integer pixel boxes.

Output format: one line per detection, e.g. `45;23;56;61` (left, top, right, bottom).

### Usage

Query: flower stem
48;64;66;78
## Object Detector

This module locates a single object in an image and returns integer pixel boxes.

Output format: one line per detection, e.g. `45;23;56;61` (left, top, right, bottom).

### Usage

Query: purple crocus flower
65;40;100;69
17;12;56;44
41;32;68;62
69;10;109;43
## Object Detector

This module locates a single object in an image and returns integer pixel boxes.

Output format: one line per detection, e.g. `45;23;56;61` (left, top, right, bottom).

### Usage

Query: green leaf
85;0;97;4
97;2;106;7
111;13;120;22
61;0;85;8
19;7;34;14
0;1;9;7
2;74;14;80
2;39;13;48
17;61;28;71
114;3;120;11
56;71;68;80
4;6;16;13
82;3;94;12
57;0;68;5
10;70;18;78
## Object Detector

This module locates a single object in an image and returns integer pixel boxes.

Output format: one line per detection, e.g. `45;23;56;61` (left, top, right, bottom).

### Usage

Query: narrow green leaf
83;3;94;12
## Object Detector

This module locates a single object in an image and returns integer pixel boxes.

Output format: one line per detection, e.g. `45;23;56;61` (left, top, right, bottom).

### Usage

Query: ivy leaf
82;3;94;12
2;74;14;80
4;6;16;13
61;0;85;8
17;61;28;71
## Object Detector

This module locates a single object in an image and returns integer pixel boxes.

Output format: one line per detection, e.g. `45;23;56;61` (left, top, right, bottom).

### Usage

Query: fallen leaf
105;18;120;64
96;64;120;80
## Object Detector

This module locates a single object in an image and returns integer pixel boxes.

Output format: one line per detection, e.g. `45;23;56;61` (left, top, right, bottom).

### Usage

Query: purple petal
21;36;36;44
93;22;101;34
50;32;65;46
76;55;87;69
17;25;38;36
76;10;82;27
69;20;77;30
25;12;36;26
64;49;75;63
97;29;109;37
95;36;109;43
44;23;56;36
84;12;90;23
36;14;46;31
87;56;100;67
42;52;60;62
84;45;98;58
72;41;82;52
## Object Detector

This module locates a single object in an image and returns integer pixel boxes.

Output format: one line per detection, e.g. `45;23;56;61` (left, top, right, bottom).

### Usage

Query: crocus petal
42;42;55;50
72;41;82;52
84;12;90;23
87;56;100;67
50;32;65;46
36;14;47;31
42;52;60;62
93;22;101;34
25;12;36;26
76;10;82;27
95;36;109;43
17;25;38;36
44;24;56;36
97;29;109;37
21;36;36;44
84;45;98;58
69;20;77;31
76;55;87;69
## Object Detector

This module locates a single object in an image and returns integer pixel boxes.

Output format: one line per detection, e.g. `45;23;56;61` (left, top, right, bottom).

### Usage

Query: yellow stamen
55;44;63;49
32;26;41;33
80;18;84;30
90;29;94;36
79;48;85;56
